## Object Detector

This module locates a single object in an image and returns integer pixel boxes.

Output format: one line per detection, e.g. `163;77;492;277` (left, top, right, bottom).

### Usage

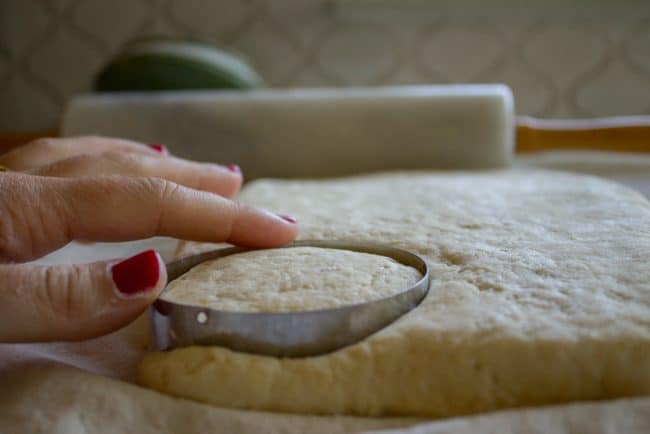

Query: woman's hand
0;136;298;343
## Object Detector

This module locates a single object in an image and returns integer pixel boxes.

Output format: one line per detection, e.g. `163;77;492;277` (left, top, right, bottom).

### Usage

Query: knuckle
73;176;114;196
102;150;140;166
31;137;58;148
229;199;244;217
41;265;90;319
63;153;96;168
0;175;44;262
100;151;147;176
142;177;179;201
222;200;242;239
30;137;59;153
30;155;94;177
137;177;183;233
162;180;183;202
139;176;164;194
200;164;242;198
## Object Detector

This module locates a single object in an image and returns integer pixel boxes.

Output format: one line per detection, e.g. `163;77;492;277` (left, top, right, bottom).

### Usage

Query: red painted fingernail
148;144;167;154
110;250;161;297
278;214;298;224
225;163;241;173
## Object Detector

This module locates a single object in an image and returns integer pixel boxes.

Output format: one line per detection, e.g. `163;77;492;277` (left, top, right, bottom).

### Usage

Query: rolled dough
140;170;650;418
162;247;422;312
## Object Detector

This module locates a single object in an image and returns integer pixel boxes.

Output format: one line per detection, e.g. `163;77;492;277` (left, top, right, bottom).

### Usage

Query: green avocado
94;39;263;92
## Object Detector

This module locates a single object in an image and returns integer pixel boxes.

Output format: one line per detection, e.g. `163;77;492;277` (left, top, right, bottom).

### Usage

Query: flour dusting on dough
162;247;422;312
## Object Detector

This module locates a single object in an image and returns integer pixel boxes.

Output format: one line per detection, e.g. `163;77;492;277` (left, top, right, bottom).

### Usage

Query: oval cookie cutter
150;240;430;357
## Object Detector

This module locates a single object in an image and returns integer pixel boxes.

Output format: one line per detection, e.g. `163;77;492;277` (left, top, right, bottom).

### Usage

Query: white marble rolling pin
62;85;514;179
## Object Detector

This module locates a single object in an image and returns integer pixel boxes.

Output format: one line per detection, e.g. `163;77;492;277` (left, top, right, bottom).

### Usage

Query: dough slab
140;170;650;418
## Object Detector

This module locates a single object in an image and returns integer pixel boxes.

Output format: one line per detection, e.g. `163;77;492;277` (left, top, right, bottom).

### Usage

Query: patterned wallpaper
1;0;650;132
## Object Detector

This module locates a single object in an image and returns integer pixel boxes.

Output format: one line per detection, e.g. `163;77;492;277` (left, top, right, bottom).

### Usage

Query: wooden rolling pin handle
516;116;650;154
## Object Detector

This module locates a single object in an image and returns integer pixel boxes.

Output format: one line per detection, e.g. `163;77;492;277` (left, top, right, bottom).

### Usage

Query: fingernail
148;144;168;154
110;250;161;298
278;214;298;224
225;163;241;174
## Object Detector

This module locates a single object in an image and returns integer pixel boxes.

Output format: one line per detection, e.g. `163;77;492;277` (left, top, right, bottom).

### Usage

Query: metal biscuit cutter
150;240;430;357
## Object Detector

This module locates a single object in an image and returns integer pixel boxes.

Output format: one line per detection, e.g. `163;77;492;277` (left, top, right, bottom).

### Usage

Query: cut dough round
162;247;422;312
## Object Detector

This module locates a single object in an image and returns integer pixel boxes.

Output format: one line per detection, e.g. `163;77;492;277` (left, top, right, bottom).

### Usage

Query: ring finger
0;136;165;172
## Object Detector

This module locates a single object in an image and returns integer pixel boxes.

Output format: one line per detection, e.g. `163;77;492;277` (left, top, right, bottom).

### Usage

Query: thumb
0;250;166;342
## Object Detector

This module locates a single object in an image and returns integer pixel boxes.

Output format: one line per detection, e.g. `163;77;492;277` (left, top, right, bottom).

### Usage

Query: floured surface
0;363;417;434
3;363;650;434
367;398;650;434
162;247;421;312
141;170;650;417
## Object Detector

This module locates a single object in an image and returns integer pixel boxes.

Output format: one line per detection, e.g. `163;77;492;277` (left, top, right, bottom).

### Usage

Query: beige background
1;0;650;132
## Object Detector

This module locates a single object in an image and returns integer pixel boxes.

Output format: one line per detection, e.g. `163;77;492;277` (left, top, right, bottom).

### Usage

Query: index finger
0;174;298;263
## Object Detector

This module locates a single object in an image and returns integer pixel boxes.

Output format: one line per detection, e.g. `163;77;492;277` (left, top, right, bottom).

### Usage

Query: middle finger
31;151;243;198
